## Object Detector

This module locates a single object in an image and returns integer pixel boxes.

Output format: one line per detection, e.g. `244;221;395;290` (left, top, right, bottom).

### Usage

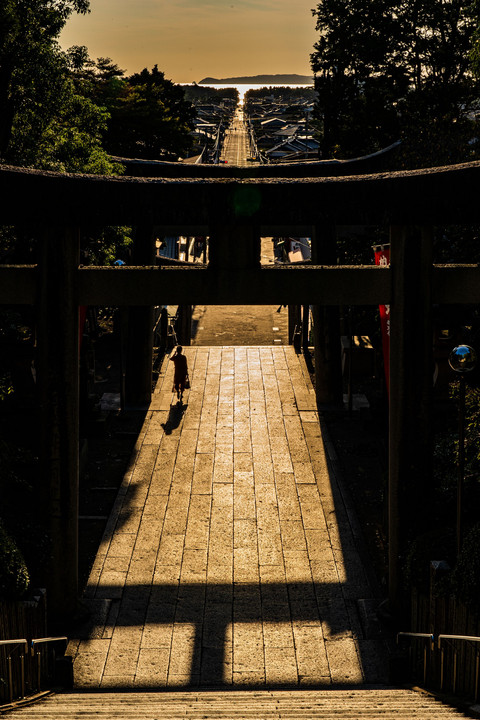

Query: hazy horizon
59;0;317;83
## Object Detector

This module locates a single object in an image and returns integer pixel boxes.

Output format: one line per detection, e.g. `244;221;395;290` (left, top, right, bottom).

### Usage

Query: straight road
220;108;252;166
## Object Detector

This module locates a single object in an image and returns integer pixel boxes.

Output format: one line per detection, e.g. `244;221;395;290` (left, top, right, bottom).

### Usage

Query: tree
310;0;480;164
0;0;89;159
66;46;125;107
0;10;122;173
311;0;407;157
104;65;196;160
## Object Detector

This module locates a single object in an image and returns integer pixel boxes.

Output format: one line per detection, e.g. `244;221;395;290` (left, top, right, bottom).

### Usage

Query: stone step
2;688;468;719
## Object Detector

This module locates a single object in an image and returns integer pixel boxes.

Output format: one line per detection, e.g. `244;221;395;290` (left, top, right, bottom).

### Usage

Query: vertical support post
176;304;193;346
125;224;155;406
457;375;466;556
208;223;260;302
388;225;433;616
311;224;342;406
37;227;80;619
208;224;260;271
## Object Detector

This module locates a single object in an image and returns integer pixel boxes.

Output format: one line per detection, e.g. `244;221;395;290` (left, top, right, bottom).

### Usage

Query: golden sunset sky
59;0;318;83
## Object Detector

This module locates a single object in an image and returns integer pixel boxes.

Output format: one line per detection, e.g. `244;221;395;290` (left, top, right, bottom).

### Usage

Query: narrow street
219;107;252;166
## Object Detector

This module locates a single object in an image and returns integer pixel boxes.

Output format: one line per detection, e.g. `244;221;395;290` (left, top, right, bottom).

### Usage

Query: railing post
388;225;433;617
453;647;458;694
37;226;80;620
302;304;310;354
311;224;342;406
440;642;445;689
288;304;300;345
475;648;479;702
125;224;155;406
20;652;25;699
7;655;13;703
36;651;41;692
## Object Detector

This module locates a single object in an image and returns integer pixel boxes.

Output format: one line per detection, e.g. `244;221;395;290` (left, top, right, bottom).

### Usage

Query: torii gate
1;159;480;619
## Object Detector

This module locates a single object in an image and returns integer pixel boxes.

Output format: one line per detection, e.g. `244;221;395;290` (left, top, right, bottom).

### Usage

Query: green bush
0;521;29;600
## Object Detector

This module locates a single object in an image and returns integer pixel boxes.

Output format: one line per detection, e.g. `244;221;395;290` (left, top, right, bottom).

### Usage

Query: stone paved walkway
68;346;388;689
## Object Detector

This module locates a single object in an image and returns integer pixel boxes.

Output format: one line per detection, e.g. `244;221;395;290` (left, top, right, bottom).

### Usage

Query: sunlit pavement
191;239;289;347
67;344;389;689
219;108;252;166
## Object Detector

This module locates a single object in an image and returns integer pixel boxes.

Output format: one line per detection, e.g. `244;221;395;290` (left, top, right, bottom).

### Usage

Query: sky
59;0;318;84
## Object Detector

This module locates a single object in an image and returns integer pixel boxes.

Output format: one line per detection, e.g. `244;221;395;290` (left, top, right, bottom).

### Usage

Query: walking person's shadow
161;400;186;435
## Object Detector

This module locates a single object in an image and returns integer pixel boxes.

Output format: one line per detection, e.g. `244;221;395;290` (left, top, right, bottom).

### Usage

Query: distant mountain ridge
199;73;313;85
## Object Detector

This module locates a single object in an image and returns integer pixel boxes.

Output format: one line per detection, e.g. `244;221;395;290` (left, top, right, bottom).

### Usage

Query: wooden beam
2;160;480;226
0;266;37;303
77;265;391;306
432;265;480;303
3;264;480;309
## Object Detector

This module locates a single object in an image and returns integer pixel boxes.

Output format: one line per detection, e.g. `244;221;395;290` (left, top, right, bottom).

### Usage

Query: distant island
199;74;313;85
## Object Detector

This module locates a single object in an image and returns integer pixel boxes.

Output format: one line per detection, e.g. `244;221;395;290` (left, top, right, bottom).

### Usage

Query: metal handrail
0;637;68;704
397;632;435;686
438;634;480;646
30;637;68;695
397;632;480;702
0;640;28;648
397;632;435;641
438;634;480;700
30;637;68;654
0;640;28;702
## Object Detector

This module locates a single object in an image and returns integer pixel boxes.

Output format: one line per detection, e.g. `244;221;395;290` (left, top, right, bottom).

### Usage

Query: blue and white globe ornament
448;345;477;374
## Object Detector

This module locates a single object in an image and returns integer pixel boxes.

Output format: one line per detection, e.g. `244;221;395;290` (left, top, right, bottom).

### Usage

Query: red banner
374;246;390;394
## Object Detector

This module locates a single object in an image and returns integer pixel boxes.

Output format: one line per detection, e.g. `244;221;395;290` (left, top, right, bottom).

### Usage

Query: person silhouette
169;345;189;402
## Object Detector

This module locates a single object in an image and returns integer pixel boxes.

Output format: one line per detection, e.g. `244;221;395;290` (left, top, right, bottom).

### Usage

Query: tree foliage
66;54;197;160
0;0;89;156
1;4;196;169
104;65;196;160
311;0;480;165
0;1;125;173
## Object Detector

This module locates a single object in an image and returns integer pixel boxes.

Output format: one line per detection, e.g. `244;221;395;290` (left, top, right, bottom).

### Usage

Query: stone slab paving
191;302;289;346
67;346;389;689
191;239;289;347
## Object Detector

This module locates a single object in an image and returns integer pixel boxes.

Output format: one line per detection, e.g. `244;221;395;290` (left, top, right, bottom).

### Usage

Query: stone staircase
1;687;470;718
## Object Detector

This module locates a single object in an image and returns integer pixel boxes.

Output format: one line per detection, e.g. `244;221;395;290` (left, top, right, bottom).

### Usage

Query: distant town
185;83;318;164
